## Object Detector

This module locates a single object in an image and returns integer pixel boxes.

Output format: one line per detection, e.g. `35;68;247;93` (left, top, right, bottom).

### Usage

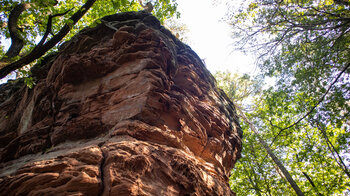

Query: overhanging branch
35;9;72;49
0;0;97;79
2;3;31;61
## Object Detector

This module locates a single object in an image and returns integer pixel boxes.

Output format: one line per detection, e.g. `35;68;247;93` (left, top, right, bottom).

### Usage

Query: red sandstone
0;11;242;196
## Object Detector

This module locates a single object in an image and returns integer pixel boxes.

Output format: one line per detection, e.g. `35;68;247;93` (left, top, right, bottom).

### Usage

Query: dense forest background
0;0;349;195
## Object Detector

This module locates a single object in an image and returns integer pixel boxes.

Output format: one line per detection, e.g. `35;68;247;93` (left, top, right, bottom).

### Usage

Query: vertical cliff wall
0;11;242;196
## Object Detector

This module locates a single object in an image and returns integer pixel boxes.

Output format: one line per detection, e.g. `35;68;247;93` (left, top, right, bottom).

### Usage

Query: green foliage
18;68;35;88
0;0;178;47
217;70;350;195
214;71;263;109
0;0;179;84
229;0;350;127
219;0;350;195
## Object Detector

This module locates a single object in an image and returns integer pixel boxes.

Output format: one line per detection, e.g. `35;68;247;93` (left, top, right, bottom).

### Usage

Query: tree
215;70;349;195
215;71;305;195
163;17;190;43
0;0;179;80
218;0;350;194
237;103;305;196
229;0;350;133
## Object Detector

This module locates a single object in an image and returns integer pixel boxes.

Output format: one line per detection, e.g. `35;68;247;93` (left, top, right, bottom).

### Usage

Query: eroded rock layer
0;11;242;196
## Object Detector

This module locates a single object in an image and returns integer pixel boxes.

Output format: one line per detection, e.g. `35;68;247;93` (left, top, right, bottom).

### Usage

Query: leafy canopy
215;0;350;195
0;0;179;81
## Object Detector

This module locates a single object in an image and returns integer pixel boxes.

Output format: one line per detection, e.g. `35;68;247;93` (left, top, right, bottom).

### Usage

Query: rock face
0;11;242;196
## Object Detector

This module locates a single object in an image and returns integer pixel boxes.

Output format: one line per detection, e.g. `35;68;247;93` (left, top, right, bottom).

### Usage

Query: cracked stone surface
0;11;242;196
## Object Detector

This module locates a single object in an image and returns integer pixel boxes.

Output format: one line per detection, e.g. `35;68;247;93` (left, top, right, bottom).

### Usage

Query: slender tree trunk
253;131;304;196
318;124;350;179
235;105;305;196
302;171;323;196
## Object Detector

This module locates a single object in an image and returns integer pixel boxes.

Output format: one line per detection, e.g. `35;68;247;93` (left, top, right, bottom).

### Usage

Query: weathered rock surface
0;11;242;195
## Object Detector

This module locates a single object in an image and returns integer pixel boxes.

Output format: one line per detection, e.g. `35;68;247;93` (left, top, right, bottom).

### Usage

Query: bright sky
176;0;256;75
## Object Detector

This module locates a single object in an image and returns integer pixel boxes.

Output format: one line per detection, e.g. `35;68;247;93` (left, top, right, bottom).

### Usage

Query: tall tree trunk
235;105;305;196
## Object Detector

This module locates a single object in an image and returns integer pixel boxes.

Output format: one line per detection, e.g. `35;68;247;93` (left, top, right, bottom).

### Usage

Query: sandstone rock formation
0;11;242;196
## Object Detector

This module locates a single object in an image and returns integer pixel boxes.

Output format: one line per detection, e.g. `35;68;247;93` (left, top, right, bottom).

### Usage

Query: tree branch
301;172;323;196
1;3;31;61
0;0;97;79
270;62;350;145
317;123;350;179
334;0;350;6
35;9;72;49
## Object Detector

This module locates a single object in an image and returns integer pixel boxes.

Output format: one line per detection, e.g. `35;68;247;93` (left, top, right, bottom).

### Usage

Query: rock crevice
98;142;106;196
